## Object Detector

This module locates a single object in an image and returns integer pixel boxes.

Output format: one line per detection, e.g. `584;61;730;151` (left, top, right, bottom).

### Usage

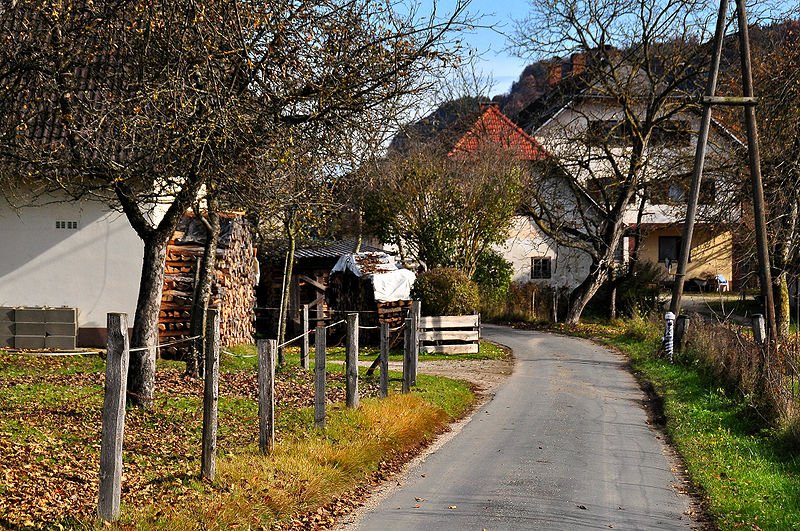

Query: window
55;220;78;230
699;179;716;204
586;120;633;147
650;120;691;147
531;257;552;279
658;236;690;263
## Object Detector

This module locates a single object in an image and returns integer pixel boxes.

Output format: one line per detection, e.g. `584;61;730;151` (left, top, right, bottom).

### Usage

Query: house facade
500;58;742;291
0;193;145;346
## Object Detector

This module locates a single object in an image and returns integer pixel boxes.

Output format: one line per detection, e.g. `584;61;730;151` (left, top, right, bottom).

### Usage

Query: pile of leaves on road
0;349;472;529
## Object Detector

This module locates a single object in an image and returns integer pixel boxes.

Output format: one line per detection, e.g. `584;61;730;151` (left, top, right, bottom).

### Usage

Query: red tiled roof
448;104;548;161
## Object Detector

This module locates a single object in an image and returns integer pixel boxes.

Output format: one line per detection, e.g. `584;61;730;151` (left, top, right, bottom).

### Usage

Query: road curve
352;324;692;530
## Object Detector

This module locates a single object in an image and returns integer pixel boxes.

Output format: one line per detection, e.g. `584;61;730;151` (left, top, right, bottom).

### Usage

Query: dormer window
56;220;78;230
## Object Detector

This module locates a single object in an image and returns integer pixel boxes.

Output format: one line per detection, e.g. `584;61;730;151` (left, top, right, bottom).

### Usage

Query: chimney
548;62;562;86
570;53;586;76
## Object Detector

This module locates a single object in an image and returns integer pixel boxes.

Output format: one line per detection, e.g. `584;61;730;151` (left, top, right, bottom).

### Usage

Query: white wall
497;216;592;290
0;196;143;330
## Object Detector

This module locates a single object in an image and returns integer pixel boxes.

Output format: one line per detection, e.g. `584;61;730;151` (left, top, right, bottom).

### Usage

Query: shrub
481;280;564;323
473;250;513;308
412;268;480;316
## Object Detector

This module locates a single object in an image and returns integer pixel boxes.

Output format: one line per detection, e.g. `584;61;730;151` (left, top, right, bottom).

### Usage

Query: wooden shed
159;214;257;356
257;239;385;337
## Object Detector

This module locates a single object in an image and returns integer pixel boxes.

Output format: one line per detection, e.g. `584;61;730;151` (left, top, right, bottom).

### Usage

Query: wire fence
2;350;102;357
128;335;202;353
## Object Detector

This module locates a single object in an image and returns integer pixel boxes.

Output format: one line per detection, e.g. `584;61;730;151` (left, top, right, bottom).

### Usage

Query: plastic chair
715;274;729;292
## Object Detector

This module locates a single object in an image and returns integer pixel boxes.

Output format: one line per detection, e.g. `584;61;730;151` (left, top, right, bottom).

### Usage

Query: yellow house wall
640;227;733;281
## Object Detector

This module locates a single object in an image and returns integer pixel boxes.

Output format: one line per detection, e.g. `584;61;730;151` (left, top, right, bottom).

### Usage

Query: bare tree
0;0;473;405
718;21;800;337
511;0;739;323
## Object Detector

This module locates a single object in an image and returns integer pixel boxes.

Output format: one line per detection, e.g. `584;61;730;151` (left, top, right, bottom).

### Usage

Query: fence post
663;311;675;363
300;304;310;370
258;339;276;454
410;301;420;387
201;308;220;480
379;322;389;398
346;313;359;408
402;318;412;394
314;324;326;428
752;313;766;344
675;314;690;353
98;313;129;522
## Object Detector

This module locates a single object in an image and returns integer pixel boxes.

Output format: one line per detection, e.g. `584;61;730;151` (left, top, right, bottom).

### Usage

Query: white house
499;54;742;291
0;193;145;347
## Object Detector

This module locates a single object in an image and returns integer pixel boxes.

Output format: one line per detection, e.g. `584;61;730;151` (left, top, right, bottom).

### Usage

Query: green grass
220;340;509;368
0;343;477;529
603;321;800;530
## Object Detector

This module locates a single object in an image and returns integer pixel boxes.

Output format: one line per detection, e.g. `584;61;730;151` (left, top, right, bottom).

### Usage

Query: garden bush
412;268;480;316
473;250;513;309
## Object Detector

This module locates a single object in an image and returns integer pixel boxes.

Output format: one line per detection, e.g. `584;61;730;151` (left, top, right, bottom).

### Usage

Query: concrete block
45;336;77;349
14;336;46;349
15;322;46;336
15;308;45;323
0;322;13;336
0;307;14;322
46;323;77;336
45;308;77;324
1;336;13;348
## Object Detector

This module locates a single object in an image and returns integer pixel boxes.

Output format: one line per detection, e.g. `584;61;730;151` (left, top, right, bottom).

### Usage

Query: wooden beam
299;275;327;291
422;344;480;354
419;315;480;329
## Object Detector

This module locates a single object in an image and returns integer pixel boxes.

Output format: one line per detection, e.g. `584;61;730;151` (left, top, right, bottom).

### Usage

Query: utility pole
669;0;777;342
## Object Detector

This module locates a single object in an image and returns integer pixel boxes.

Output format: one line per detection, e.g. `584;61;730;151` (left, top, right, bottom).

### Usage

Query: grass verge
0;349;474;529
599;318;800;530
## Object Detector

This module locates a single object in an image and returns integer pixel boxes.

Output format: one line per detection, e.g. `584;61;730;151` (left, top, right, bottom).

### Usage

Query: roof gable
448;104;548;161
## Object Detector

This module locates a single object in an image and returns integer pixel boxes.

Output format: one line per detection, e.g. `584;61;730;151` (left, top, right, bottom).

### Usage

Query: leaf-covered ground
0;351;398;529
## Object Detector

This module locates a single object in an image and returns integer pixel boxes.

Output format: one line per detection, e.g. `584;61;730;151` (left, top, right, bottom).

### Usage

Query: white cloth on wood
331;252;416;302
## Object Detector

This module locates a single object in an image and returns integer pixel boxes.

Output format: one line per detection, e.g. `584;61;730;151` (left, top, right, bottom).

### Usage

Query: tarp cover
331;252;416;302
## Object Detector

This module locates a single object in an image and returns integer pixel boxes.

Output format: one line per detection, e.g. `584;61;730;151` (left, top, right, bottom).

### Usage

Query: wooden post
201;309;220;480
752;314;766;344
379;322;389;398
346;313;359;408
410;301;420;387
258;339;276;454
98;313;129;522
402;318;411;394
675;315;690;353
314;324;326;427
300;304;310;369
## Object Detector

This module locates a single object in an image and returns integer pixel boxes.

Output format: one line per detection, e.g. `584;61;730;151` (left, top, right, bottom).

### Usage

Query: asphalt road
353;324;692;530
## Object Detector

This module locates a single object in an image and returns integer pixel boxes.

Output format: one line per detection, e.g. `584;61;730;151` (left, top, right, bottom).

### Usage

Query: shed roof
294;239;384;260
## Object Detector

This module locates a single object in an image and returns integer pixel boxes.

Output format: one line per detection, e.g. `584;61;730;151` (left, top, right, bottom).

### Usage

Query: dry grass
128;394;450;529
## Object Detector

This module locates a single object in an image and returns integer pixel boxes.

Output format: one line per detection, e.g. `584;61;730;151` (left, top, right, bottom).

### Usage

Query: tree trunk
564;260;610;324
277;228;297;366
186;205;221;378
773;272;790;340
127;236;169;408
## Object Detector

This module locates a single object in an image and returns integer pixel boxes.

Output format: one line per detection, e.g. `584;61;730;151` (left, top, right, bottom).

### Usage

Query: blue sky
410;0;799;97
413;0;533;96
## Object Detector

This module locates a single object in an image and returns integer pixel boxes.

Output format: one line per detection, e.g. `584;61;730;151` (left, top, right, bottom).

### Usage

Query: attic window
56;221;78;230
586;120;633;147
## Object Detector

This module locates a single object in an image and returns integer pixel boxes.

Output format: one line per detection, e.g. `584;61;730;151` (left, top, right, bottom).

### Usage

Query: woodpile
376;300;411;328
327;253;415;343
159;214;257;357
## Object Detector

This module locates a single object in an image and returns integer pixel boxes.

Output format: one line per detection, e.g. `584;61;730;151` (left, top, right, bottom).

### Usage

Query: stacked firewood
159;214;256;356
377;300;411;327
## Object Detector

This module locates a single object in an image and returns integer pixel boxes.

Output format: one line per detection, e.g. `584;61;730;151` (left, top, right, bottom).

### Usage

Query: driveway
346;324;694;530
